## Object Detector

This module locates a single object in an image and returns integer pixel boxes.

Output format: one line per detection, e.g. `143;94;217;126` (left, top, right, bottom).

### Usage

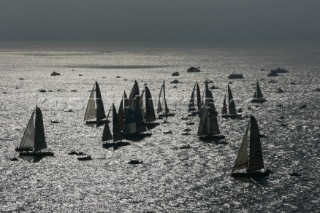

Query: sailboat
197;106;225;141
123;81;151;140
102;104;129;150
188;82;201;116
143;84;159;129
16;106;54;157
222;84;241;118
84;81;107;127
251;81;266;103
157;81;175;119
231;115;271;178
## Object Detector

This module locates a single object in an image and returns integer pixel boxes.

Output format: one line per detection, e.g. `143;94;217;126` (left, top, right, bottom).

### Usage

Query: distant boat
271;67;288;73
16;106;54;157
222;84;241;119
251;81;266;103
84;81;107;127
102;104;129;150
228;73;244;79
231;115;271;178
188;82;201;116
187;66;200;72
157;81;175;119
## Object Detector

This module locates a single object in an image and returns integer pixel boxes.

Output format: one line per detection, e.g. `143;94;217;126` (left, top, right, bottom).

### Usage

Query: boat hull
85;119;109;127
231;169;271;178
103;141;130;150
158;113;175;119
19;152;54;157
251;98;266;103
222;114;242;119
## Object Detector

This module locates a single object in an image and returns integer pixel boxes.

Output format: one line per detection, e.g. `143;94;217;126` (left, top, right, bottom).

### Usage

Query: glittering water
0;41;319;212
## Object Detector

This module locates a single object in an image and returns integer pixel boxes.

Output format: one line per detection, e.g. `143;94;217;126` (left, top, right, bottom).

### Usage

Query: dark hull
85;119;109;127
199;134;225;141
158;113;175;119
19;152;54;157
222;114;242;119
122;132;152;141
77;156;92;161
251;98;266;103
103;141;130;150
231;169;271;178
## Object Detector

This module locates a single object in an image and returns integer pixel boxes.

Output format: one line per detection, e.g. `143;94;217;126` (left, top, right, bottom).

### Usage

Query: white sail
19;112;35;149
232;123;250;172
84;87;96;121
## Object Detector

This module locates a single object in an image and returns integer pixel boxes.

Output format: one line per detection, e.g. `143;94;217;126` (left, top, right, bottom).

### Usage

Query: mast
248;116;264;172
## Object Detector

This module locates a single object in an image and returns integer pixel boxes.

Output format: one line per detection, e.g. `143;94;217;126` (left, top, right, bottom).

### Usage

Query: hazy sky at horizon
1;0;319;42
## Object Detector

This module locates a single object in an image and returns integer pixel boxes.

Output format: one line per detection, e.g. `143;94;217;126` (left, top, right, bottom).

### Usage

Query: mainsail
84;81;107;126
19;106;47;152
112;104;122;142
232;123;250;172
197;106;220;137
232;116;265;173
249;115;264;172
188;84;196;112
228;85;237;115
222;95;227;115
254;81;264;99
145;85;156;122
157;81;169;114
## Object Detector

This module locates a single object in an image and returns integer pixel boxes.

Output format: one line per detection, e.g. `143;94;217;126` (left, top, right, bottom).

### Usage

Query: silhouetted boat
122;81;152;140
251;81;266;103
271;67;288;73
188;82;201;116
77;155;92;161
187;66;200;72
231;116;271;178
222;84;241;119
16;106;54;158
228;73;244;79
84;81;107;127
102;104;129;150
157;81;175;119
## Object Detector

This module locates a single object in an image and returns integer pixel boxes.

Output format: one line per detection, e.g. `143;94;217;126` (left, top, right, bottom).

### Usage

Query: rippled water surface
0;41;319;212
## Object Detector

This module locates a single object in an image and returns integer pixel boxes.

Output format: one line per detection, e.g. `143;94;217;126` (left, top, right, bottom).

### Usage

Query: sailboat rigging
231;115;271;178
16;106;54;157
84;81;107;127
157;81;175;119
103;104;129;150
222;84;241;118
188;82;201;116
251;81;266;103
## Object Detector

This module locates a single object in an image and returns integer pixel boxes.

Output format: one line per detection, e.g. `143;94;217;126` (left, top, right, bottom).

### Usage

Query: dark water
0;41;319;212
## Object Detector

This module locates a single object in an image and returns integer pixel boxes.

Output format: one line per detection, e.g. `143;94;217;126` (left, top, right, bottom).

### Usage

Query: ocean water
0;41;319;212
